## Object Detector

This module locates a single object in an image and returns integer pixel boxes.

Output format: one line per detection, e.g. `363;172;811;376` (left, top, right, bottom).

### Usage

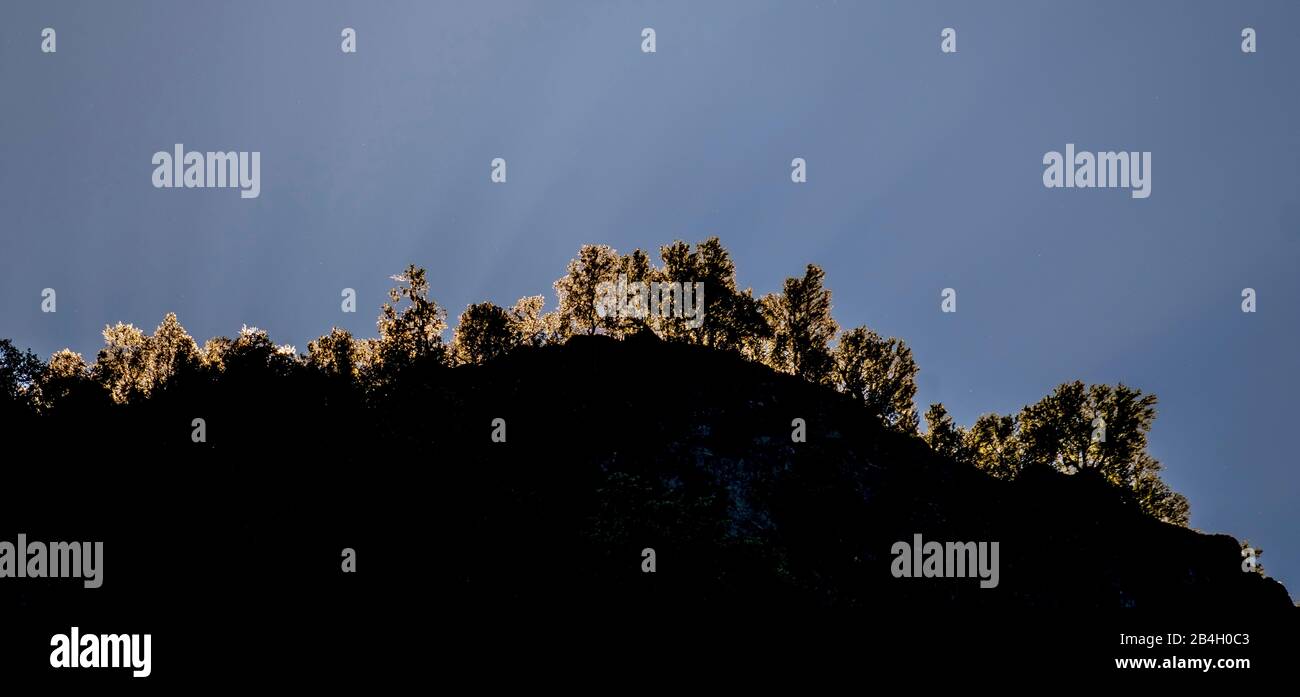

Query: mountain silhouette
5;328;1296;685
430;334;1293;611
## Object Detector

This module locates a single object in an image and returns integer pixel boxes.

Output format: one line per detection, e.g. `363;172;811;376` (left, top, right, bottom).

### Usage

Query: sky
1;1;1296;601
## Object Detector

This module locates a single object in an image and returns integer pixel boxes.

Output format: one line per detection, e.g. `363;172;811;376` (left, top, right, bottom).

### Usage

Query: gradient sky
2;1;1296;600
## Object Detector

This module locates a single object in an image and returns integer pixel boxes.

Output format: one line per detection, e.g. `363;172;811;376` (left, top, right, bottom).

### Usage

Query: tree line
0;236;1187;525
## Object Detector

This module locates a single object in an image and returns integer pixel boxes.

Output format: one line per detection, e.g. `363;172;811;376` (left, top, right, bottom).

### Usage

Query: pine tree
1016;381;1186;526
924;403;966;460
655;240;699;342
1018;381;1157;481
694;237;768;352
615;249;654;338
762;264;837;385
377;265;449;370
965;413;1023;480
833;326;919;433
1131;454;1190;526
142;312;199;393
553;245;620;337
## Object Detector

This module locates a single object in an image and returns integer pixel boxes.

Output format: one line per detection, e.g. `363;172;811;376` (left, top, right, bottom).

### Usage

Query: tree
833;326;919;433
965;413;1023;480
924;403;966;461
693;237;769;352
451;302;516;365
506;295;557;348
762;264;838;385
1015;381;1186;526
554;244;620;337
1017;380;1090;471
0;339;43;409
221;325;299;377
1018;381;1157;483
34;349;96;410
377;265;449;370
199;336;234;373
1131;454;1190;526
90;314;201;403
1086;383;1158;483
307;328;362;379
1239;540;1266;576
93;322;149;404
692;238;733;347
655;241;699;342
142;312;199;392
646;238;767;349
612;249;655;338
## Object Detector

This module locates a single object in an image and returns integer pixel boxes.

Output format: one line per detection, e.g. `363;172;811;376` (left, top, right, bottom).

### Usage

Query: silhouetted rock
10;334;1293;614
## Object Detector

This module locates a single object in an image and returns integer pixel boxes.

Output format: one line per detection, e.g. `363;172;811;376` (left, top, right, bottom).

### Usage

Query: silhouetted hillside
432;335;1293;611
10;333;1291;613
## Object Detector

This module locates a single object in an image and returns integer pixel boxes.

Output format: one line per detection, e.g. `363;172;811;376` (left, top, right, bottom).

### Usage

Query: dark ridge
7;334;1290;615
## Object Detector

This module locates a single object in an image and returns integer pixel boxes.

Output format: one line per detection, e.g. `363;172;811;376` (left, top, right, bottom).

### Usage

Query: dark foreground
2;335;1294;684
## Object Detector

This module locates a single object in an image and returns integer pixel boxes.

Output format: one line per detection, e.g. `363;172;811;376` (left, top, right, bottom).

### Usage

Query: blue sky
2;1;1296;600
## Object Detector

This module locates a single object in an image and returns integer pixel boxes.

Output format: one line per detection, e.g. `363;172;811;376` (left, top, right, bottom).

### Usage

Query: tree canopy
927;380;1189;526
4;236;1194;529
